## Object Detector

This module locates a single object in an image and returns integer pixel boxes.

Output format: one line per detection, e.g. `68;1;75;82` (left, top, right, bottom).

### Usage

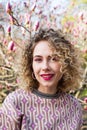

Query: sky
0;0;69;6
0;0;70;16
0;0;70;30
0;0;69;16
0;0;70;31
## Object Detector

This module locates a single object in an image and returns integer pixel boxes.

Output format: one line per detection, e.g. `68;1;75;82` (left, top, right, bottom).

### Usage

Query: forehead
33;40;56;56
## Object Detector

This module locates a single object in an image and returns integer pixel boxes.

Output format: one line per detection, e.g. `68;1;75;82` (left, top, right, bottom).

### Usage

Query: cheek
54;63;62;72
32;62;35;72
32;63;39;74
54;64;63;81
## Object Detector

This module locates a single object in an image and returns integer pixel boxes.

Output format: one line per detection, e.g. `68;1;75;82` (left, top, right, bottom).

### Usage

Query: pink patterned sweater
0;89;82;130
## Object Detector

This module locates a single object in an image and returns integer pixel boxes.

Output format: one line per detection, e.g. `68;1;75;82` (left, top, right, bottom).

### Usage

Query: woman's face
32;40;62;93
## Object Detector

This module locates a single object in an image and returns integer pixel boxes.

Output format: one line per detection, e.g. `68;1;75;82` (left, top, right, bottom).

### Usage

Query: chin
41;83;53;88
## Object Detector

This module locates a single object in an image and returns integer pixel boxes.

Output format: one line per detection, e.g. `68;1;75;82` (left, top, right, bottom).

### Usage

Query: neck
38;86;57;95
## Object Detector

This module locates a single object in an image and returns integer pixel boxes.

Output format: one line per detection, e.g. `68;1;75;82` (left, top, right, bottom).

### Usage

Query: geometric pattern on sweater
0;89;82;130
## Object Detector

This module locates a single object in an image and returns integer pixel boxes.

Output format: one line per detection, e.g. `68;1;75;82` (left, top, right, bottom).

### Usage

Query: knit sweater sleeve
0;91;23;130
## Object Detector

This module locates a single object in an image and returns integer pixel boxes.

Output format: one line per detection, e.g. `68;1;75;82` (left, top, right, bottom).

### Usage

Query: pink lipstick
40;74;54;81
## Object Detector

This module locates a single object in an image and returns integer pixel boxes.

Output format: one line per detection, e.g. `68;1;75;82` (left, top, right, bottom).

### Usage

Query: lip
40;74;54;81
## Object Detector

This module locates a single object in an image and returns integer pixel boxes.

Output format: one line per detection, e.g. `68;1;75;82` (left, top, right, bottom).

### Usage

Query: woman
0;28;83;130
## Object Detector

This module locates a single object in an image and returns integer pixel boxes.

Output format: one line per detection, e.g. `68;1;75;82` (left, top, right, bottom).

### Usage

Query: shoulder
0;89;28;129
65;93;83;127
67;93;81;106
59;92;83;129
60;92;82;110
3;88;31;107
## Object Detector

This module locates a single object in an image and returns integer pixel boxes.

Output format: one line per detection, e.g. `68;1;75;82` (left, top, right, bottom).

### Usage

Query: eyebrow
33;55;42;58
33;54;58;57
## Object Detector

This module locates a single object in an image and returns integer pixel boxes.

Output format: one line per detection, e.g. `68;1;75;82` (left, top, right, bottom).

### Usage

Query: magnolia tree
0;0;69;103
0;0;87;111
61;2;87;50
61;0;87;110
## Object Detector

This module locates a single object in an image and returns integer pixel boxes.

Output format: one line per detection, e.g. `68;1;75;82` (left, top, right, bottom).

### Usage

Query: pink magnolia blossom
84;106;87;110
82;49;87;53
6;2;12;14
34;21;40;31
43;15;47;21
16;79;20;83
8;40;15;51
84;98;87;110
78;12;84;21
21;27;25;35
45;0;48;2
25;15;30;25
38;10;42;15
71;41;77;45
3;39;7;45
85;32;87;35
31;4;36;12
84;97;87;103
64;22;69;29
72;28;79;37
78;11;87;24
7;26;11;33
23;2;28;8
83;17;87;24
47;23;51;28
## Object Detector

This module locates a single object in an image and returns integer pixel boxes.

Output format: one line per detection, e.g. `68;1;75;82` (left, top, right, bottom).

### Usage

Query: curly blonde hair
18;28;84;92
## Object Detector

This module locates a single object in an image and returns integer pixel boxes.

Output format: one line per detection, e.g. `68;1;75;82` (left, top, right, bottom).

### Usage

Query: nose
42;60;49;70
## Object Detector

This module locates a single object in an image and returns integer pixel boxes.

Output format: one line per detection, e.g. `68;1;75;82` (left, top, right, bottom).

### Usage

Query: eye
33;58;42;62
51;56;59;62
